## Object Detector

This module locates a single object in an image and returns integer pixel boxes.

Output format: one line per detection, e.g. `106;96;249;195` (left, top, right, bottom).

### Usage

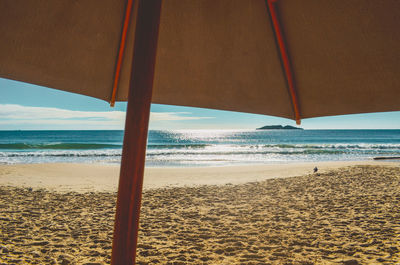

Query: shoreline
0;160;398;192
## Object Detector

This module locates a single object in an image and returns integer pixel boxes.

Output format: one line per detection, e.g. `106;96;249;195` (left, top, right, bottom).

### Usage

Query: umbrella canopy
1;0;399;122
1;0;399;264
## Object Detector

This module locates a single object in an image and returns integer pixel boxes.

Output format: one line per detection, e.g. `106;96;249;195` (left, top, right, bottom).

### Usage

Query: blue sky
0;78;399;130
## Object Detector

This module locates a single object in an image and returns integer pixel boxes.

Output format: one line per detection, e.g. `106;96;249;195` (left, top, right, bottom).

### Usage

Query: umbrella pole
111;0;162;264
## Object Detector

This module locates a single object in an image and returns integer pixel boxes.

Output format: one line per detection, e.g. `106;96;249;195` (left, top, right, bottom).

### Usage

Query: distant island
256;125;303;130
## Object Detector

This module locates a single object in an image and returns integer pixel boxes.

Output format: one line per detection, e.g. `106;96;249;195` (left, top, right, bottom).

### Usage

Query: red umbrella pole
111;0;162;264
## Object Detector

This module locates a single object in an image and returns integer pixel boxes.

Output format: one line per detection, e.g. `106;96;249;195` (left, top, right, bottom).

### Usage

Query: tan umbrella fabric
1;0;399;121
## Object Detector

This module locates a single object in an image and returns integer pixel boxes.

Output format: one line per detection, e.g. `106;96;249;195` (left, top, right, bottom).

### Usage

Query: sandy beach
0;162;399;264
0;161;398;192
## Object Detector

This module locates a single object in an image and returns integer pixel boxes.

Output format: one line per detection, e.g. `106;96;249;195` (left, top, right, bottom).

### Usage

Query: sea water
0;130;399;166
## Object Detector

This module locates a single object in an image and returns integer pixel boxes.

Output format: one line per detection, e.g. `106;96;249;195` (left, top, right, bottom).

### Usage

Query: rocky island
256;125;303;130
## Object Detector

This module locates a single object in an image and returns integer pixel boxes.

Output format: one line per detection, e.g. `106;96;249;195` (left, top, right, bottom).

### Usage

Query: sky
0;78;399;130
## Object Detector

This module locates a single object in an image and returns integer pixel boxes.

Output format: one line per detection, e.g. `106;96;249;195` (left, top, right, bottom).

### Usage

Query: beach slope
0;163;399;264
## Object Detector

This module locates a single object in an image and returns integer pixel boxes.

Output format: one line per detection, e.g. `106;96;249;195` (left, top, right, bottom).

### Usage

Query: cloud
0;104;213;129
0;104;125;121
150;112;213;121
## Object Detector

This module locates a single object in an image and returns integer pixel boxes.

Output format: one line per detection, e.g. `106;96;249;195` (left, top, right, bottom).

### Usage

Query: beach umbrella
0;0;399;264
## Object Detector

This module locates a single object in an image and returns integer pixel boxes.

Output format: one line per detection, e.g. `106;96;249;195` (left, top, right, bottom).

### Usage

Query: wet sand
0;164;399;264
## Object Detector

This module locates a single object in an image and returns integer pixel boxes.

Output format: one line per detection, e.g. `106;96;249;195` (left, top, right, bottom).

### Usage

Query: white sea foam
0;130;399;166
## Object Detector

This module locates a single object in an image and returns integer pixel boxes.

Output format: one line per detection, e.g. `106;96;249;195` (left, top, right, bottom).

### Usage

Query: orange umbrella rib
266;0;301;125
110;0;134;107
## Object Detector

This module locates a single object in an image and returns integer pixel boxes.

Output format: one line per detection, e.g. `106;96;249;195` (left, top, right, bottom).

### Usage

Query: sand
0;160;397;192
0;163;399;264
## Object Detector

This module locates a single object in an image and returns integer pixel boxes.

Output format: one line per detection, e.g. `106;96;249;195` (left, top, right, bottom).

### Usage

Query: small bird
313;167;318;173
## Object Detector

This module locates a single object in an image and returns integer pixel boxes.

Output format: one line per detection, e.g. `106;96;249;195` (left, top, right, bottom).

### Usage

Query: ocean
0;130;399;167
